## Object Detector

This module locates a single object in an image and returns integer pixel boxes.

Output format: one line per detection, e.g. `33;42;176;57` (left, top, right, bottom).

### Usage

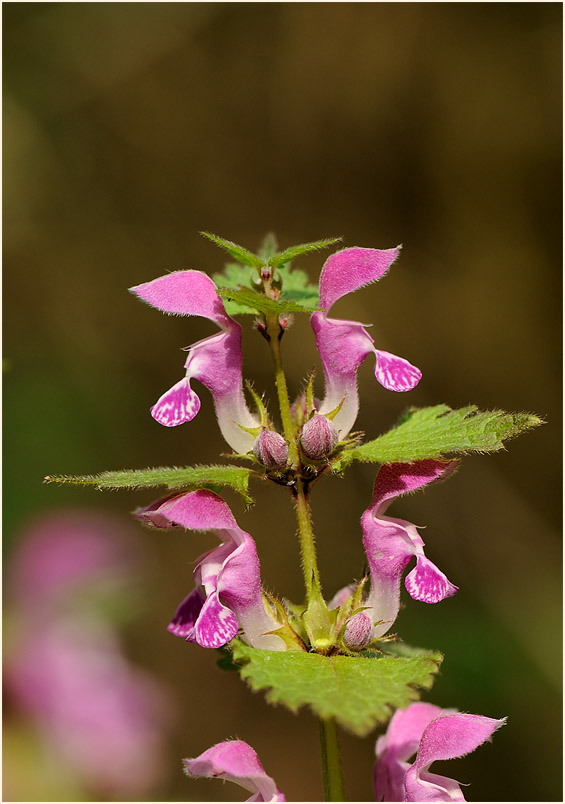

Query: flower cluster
131;241;505;801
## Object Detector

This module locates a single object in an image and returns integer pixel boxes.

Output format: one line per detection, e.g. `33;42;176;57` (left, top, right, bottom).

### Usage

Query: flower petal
183;740;285;801
404;712;506;802
150;377;201;427
311;314;421;437
372;461;459;513
374;351;422;393
318;247;401;314
374;703;453;802
167;588;204;640
194;591;239;649
130;270;231;328
135;491;284;651
310;313;374;438
405;555;459;604
183;327;259;452
361;462;459;637
377;702;446;762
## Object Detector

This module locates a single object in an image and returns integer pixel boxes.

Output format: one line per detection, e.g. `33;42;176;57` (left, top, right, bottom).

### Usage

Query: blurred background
3;3;562;801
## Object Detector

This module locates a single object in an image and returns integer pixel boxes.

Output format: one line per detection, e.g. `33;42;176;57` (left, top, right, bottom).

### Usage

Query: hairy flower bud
300;414;339;459
343;612;373;651
253;429;289;469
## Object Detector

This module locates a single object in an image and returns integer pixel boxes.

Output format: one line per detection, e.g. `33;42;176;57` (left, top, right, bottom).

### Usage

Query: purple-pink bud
253;429;289;469
300;414;339;459
343;612;373;650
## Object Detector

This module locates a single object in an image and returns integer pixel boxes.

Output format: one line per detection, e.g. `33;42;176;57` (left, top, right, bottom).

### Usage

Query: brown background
4;3;562;801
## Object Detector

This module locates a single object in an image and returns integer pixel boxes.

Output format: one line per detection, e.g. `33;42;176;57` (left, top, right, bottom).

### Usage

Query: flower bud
343;612;373;651
253;428;289;469
300;414;339;459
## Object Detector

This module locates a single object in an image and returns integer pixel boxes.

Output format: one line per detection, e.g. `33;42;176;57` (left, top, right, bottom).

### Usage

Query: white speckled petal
405;555;459;604
194;592;239;649
374;350;422;393
150;377;201;427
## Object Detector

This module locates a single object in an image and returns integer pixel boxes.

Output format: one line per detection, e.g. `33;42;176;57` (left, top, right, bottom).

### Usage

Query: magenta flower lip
131;270;259;452
311;247;422;439
374;701;506;801
134;489;284;651
184;739;285;802
360;460;459;641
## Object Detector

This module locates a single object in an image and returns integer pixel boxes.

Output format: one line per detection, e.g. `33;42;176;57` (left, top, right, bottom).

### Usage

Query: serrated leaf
277;266;320;310
230;640;442;737
212;264;320;315
216;286;318;314
269;238;342;269
44;465;256;505
212;263;260;315
334;405;543;470
201;232;264;269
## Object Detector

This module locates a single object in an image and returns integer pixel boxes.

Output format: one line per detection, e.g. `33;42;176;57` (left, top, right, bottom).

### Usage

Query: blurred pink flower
5;509;173;798
7;618;170;797
9;510;134;611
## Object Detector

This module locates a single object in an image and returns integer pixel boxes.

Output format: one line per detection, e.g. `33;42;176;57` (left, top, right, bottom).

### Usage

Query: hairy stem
319;718;346;801
293;476;322;595
265;314;299;467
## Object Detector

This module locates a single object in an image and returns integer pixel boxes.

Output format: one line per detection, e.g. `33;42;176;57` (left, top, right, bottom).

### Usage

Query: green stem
319;718;345;801
293;476;321;594
265;314;322;599
265;314;299;467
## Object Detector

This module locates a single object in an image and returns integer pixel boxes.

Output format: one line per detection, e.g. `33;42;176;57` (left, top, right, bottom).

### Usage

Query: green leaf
277;266;320;310
211;263;260;315
201;232;264;269
334;405;543;470
257;232;279;262
44;465;256;505
230;640;442;737
269;238;342;269
216;286;319;315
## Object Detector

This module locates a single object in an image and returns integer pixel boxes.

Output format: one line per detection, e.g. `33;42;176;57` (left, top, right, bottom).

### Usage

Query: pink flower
135;489;285;650
184;740;285;802
7;619;170;798
4;510;171;798
9;510;134;611
130;270;258;452
311;248;422;438
339;461;459;643
374;702;506;801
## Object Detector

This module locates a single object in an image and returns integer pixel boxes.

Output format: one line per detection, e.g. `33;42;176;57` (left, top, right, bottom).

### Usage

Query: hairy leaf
201;232;264;269
334;405;543;470
230;640;442;737
277;266;320;310
216;286;319;314
44;465;256;505
269;237;342;269
212;263;260;315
